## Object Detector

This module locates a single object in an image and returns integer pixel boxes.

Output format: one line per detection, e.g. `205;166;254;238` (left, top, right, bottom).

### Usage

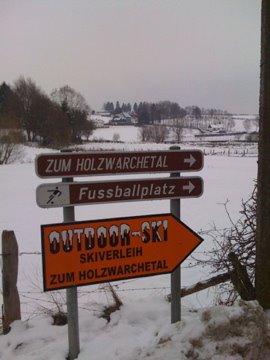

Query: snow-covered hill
0;128;266;359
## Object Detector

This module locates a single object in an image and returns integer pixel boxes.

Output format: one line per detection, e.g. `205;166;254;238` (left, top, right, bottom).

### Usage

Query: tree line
103;100;231;125
0;76;234;152
0;77;95;147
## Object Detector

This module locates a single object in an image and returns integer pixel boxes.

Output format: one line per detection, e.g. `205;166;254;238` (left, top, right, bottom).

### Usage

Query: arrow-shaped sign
36;177;203;208
41;213;203;291
35;150;203;178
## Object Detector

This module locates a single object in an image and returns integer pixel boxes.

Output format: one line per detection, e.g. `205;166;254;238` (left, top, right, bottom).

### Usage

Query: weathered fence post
2;230;21;334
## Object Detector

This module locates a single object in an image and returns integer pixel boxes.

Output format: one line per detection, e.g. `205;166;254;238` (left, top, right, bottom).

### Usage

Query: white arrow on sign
183;181;195;194
184;154;196;167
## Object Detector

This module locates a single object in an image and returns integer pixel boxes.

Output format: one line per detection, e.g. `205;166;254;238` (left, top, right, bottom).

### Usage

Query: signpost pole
170;146;181;323
63;175;80;359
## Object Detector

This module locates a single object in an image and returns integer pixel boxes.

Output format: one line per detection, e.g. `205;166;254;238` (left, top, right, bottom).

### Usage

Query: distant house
90;111;112;127
206;123;225;133
96;111;111;117
110;112;138;125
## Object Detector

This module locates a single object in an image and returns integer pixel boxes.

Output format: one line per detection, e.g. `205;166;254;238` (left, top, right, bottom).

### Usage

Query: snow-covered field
1;126;266;359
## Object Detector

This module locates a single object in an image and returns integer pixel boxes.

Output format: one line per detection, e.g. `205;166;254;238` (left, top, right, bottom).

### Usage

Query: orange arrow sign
41;213;203;291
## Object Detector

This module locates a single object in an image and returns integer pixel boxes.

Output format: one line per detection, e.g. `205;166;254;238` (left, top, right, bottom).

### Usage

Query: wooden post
2;230;21;334
255;0;270;309
229;252;256;301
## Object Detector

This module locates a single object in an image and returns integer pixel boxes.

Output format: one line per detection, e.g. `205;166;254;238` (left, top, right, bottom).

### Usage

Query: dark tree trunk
255;0;270;308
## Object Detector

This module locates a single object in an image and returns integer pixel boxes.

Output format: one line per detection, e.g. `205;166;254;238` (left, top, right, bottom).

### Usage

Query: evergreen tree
103;101;114;113
103;102;110;111
150;103;158;123
121;103;127;112
127;103;132;112
114;101;121;114
133;102;138;113
137;102;150;125
109;102;114;113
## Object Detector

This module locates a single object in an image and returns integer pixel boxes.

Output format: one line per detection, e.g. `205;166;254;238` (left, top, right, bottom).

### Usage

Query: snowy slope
0;127;266;359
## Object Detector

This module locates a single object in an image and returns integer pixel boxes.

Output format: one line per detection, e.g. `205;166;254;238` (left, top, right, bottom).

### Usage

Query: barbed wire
19;286;170;296
0;250;207;257
0;251;41;256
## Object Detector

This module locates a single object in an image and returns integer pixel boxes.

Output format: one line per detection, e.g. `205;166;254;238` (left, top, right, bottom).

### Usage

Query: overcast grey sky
0;0;261;114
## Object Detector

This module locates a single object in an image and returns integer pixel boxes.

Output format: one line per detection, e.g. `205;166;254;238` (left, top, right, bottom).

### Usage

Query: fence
2;229;253;334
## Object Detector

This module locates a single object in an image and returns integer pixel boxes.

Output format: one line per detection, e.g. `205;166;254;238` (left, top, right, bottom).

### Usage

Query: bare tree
51;85;93;142
38;101;71;147
139;125;169;143
139;126;152;142
152;125;169;143
51;85;90;114
81;121;96;142
192;185;257;305
172;119;184;142
112;133;120;142
223;118;235;132
0;130;25;164
13;77;45;142
13;78;72;146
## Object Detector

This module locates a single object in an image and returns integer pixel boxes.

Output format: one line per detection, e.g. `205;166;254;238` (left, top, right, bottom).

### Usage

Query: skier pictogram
47;186;62;204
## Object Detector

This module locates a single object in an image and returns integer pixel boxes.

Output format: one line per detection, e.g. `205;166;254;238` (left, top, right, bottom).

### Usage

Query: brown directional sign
35;150;203;178
41;213;203;291
36;176;203;208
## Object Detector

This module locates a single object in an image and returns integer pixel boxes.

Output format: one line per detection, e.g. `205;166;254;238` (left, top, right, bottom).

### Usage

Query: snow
1;126;268;359
90;125;141;143
0;299;269;359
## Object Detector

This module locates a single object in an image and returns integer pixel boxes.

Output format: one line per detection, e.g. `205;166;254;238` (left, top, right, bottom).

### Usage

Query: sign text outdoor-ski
41;213;203;291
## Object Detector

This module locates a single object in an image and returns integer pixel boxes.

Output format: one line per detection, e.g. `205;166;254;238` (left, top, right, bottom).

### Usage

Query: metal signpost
62;176;80;360
36;148;204;359
170;145;181;323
